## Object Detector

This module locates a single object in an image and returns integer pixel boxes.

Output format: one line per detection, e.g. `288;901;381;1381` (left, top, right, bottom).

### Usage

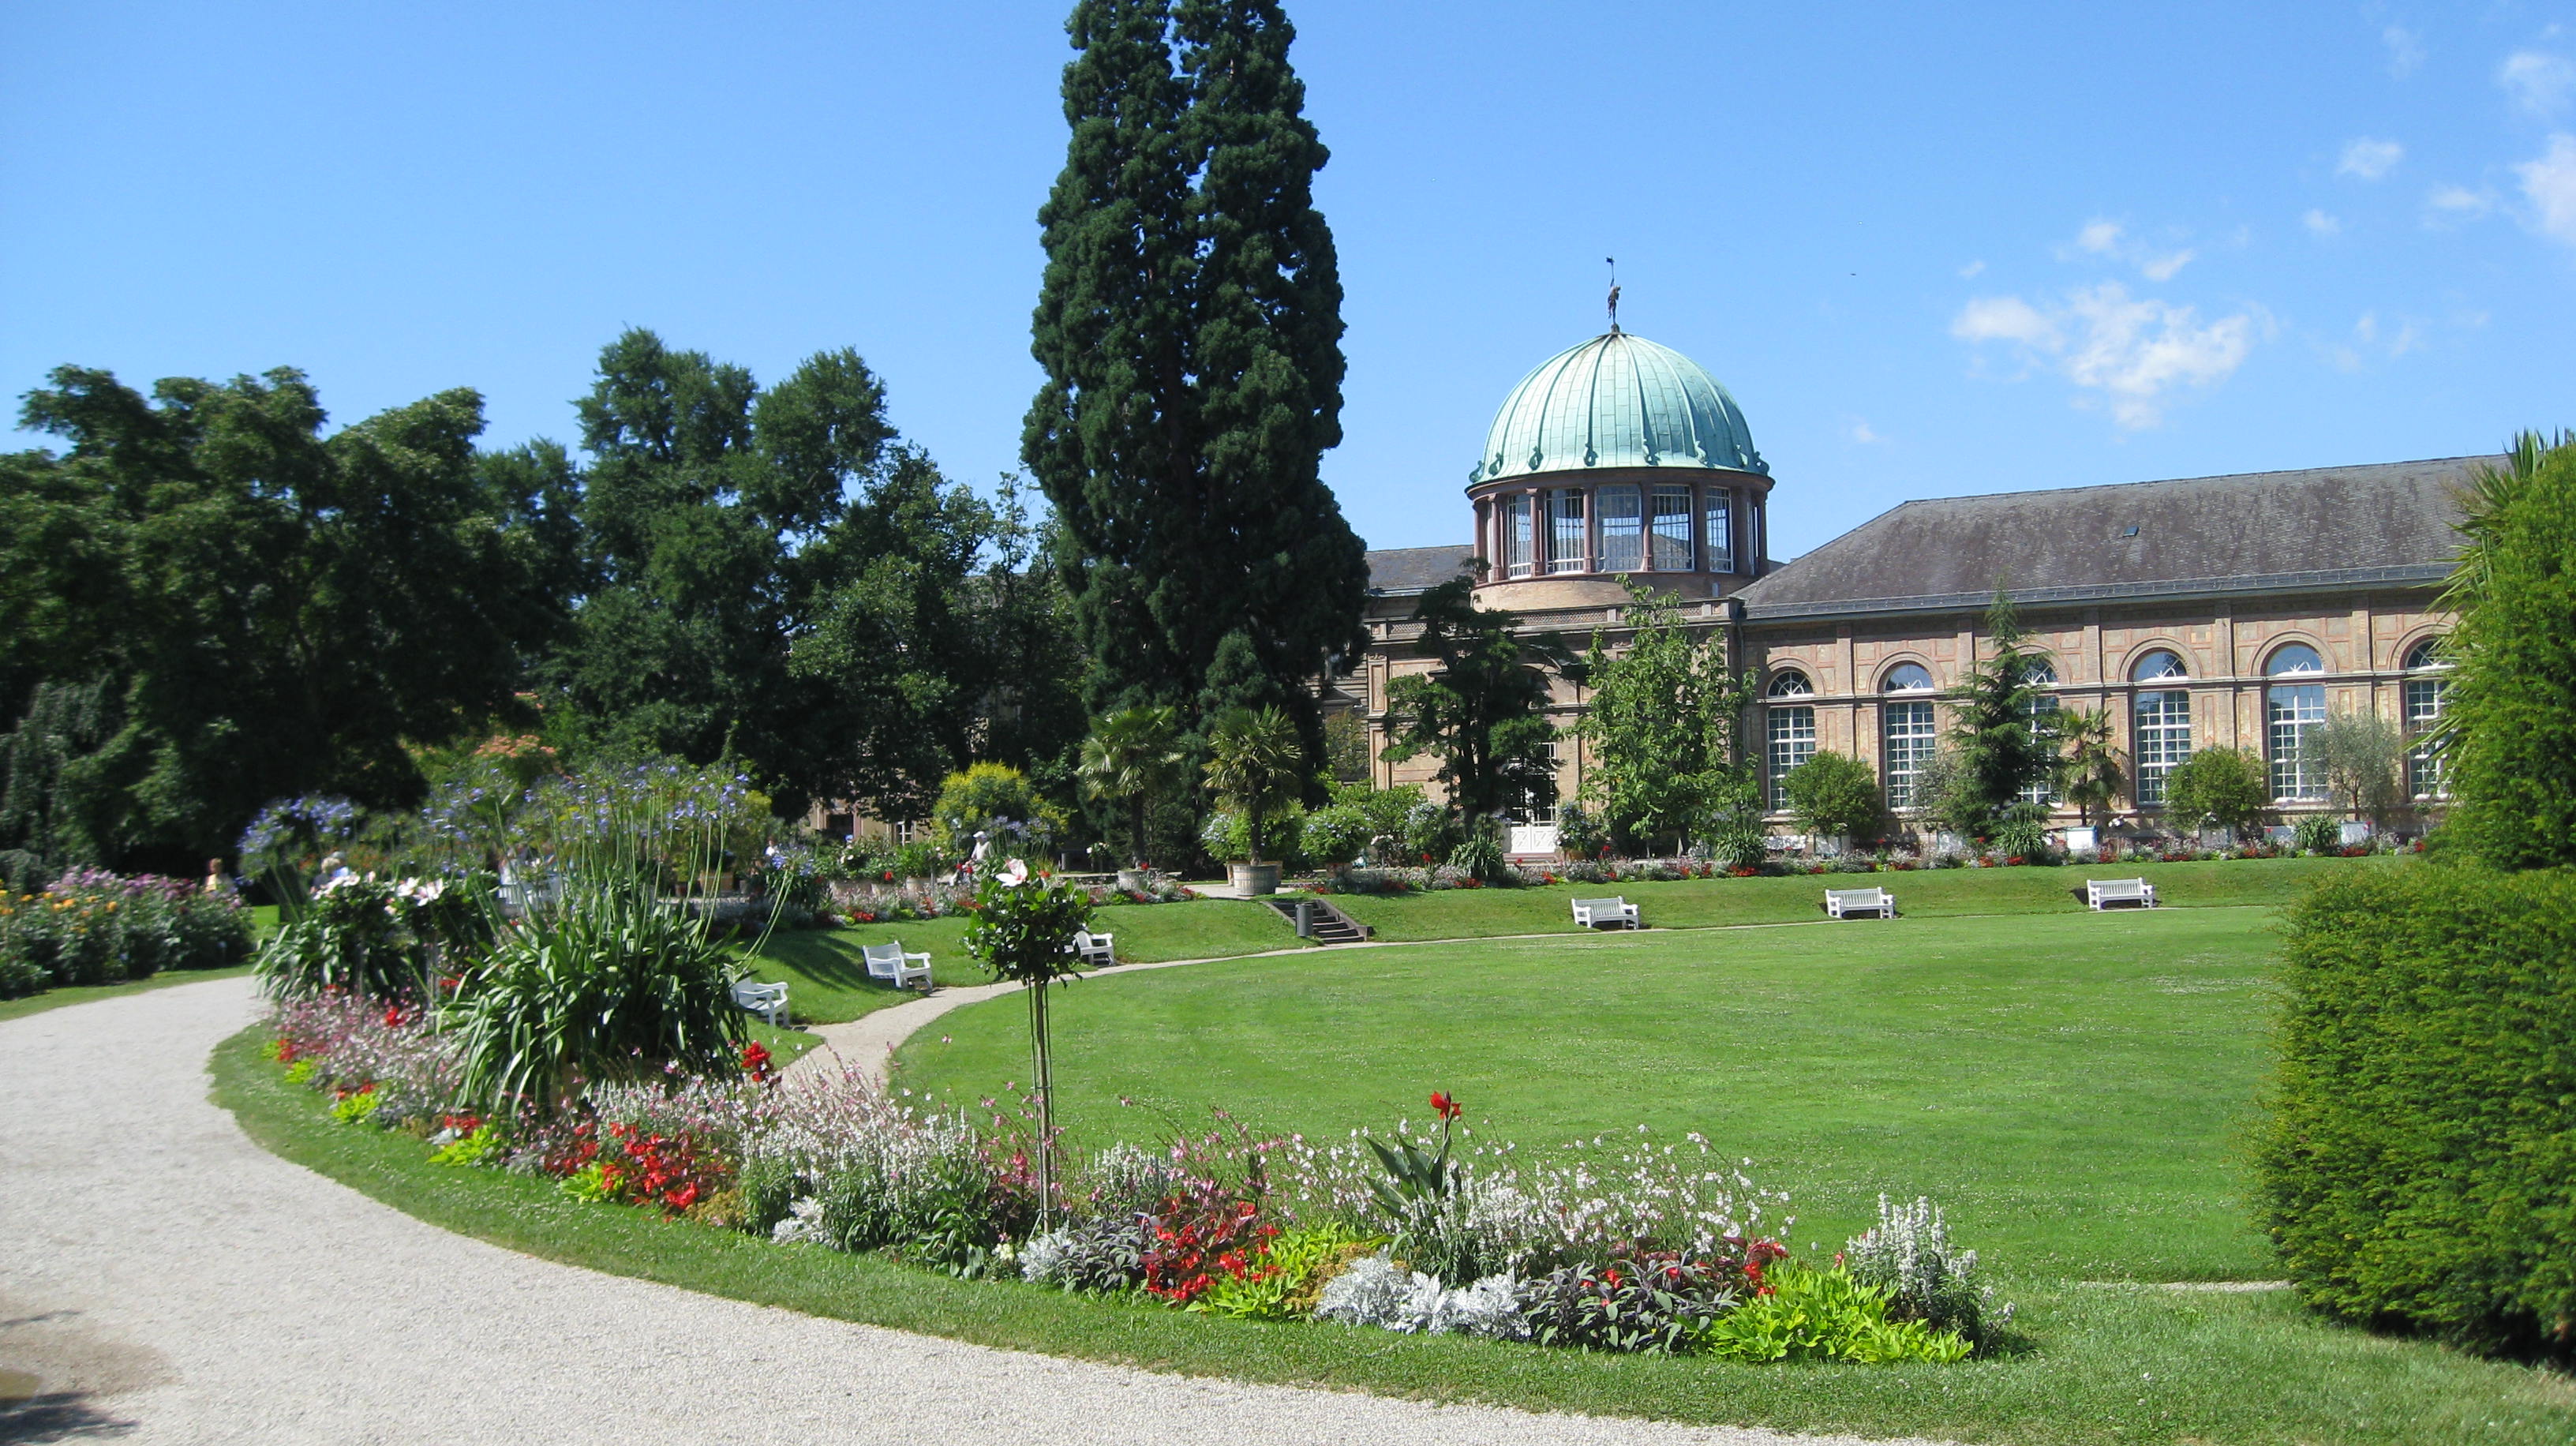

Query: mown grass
899;908;2283;1279
1326;855;2374;941
733;897;1305;1025
214;1022;2576;1446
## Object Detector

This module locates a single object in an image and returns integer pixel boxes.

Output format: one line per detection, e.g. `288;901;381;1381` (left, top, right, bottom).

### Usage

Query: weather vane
1606;257;1621;335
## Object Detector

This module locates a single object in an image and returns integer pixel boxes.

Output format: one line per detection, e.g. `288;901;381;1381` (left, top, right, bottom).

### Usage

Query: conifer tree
1944;593;2060;837
1025;0;1366;747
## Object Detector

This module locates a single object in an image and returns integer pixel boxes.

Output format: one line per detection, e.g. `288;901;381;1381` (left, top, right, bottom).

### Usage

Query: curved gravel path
0;976;1949;1445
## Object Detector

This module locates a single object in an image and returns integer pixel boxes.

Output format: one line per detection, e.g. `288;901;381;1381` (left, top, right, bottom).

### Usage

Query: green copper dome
1470;332;1767;485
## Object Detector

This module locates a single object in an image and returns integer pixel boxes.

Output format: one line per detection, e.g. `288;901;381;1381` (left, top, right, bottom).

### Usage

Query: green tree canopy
0;365;571;871
1078;704;1190;867
1203;705;1307;863
2304;711;2408;828
1574;584;1756;853
1380;580;1570;823
2053;706;2126;827
2434;432;2576;869
1024;0;1366;754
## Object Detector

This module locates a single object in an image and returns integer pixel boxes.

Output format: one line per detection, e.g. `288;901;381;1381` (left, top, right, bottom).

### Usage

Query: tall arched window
1765;670;1815;810
2020;659;2061;804
2265;643;2327;800
2404;637;2450;798
1597;485;1642;571
2131;649;2192;805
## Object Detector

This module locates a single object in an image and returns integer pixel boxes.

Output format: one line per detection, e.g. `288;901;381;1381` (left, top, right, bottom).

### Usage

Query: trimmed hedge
2257;864;2576;1358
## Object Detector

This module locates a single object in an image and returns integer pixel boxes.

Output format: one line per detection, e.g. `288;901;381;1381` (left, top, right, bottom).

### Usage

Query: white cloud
2499;51;2576;117
2060;219;2195;279
2328;311;2424;372
2338;137;2405;181
2140;249;2196;281
1957;259;1986;279
1849;420;1884;445
2426;184;2498;224
1951;283;2264;429
2516;133;2576;245
2384;25;2426;78
2304;208;2342;235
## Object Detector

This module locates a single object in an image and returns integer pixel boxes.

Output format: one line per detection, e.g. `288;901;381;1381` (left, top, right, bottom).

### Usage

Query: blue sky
6;1;2574;560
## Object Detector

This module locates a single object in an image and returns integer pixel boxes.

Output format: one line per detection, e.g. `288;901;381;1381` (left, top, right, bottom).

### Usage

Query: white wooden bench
1825;886;1897;920
731;978;789;1027
1571;897;1639;930
862;940;934;991
2085;878;2159;910
1072;928;1114;968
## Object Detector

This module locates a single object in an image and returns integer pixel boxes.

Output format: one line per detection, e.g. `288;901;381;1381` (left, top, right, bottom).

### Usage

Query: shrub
2161;747;2270;837
2436;431;2576;869
1553;802;1608;860
1783;751;1882;844
1019;1213;1150;1294
2290;814;2341;855
1698;1260;1973;1364
1315;1252;1526;1338
1299;804;1372;868
2256;865;2576;1359
256;875;470;1001
1;870;255;994
1844;1195;2010;1350
930;762;1065;860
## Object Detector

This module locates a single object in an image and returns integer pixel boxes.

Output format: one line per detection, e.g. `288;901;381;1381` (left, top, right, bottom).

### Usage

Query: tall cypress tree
1026;0;1366;750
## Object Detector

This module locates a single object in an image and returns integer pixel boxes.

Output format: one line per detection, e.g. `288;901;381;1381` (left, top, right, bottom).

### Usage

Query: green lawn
735;897;1306;1025
1325;855;2372;942
215;1021;2576;1446
897;908;2284;1279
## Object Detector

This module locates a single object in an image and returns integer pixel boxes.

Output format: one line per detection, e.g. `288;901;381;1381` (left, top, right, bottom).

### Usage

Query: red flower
1429;1091;1462;1122
742;1041;774;1084
382;1005;403;1028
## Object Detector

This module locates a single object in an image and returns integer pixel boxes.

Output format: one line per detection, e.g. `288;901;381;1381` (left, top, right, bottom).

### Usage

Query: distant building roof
1733;455;2488;620
1365;544;1479;596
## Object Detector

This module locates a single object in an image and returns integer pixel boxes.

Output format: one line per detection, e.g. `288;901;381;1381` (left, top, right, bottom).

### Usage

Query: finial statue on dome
1605;257;1621;335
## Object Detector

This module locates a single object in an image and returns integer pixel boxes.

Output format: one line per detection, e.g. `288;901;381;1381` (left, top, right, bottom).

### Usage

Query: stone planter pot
1229;862;1281;897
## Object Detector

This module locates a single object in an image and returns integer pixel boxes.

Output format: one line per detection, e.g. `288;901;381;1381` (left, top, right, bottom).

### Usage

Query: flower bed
261;998;2007;1364
0;868;255;998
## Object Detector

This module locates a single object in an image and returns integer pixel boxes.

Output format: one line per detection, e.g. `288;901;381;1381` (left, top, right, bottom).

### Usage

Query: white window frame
1503;494;1535;577
1545;489;1587;574
1702;487;1734;574
1766;705;1815;811
2134;689;2192;805
1883;699;1938;811
1597;485;1642;573
1649;486;1694;571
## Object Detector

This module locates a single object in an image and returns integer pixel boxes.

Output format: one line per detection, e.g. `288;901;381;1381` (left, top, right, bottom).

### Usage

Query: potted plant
1203;706;1305;897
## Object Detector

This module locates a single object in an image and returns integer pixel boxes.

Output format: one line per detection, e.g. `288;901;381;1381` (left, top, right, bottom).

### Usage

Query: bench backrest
861;942;904;968
1572;897;1627;910
2091;878;2150;897
1826;888;1892;904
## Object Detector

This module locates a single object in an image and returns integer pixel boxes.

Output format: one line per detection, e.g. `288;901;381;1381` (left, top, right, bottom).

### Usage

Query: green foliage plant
1781;752;1882;847
1202;706;1306;865
931;762;1065;860
2052;706;2126;827
1297;802;1371;867
2258;864;2576;1359
1697;1260;1972;1364
2303;710;2408;827
1078;706;1191;869
2159;747;2271;838
1942;594;2061;837
1380;581;1572;825
2291;814;2341;854
2434;430;2576;868
1575;583;1757;855
1195;1220;1376;1321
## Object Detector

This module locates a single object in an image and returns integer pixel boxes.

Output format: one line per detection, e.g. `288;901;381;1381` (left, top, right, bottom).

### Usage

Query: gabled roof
1734;455;2488;620
1365;544;1479;595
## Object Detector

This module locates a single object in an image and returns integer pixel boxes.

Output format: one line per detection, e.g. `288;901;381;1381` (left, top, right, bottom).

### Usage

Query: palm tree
1076;706;1189;869
2055;706;2126;826
1203;706;1307;865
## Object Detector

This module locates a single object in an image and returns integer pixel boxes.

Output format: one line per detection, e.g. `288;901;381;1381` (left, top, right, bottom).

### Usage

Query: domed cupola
1472;332;1766;484
1464;330;1774;612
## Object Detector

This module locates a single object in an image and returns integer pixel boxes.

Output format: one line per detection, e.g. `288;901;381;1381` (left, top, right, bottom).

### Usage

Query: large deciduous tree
1024;0;1366;754
1574;585;1758;854
0;365;569;875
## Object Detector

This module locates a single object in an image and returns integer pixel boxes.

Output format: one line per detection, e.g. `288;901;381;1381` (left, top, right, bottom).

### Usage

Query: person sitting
204;858;231;895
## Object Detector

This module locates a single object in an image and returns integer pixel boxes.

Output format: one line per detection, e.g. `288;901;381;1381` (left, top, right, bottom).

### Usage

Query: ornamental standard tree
2434;432;2576;869
2160;747;2270;838
1783;751;1884;845
1024;0;1367;751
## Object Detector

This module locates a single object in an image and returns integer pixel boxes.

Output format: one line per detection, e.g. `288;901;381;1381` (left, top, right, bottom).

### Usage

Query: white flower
999;858;1030;887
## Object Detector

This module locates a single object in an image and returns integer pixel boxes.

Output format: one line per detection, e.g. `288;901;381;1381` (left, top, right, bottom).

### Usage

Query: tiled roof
1734;455;2488;619
1365;544;1478;594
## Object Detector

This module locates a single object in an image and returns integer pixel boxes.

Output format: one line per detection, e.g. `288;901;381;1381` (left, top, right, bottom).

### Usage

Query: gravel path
0;976;1949;1445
